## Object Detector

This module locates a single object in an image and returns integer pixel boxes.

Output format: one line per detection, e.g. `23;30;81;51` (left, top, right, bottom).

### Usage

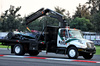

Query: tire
14;44;25;55
83;53;94;59
68;47;79;59
29;50;39;56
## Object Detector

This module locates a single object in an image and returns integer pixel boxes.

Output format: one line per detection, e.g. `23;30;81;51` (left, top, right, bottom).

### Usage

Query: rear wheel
83;53;94;59
68;47;79;59
29;50;39;56
14;44;25;55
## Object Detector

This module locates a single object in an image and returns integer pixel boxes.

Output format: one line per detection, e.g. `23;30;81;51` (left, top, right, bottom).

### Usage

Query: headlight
86;42;95;48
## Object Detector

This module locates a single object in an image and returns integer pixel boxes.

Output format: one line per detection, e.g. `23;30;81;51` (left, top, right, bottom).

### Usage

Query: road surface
0;48;100;66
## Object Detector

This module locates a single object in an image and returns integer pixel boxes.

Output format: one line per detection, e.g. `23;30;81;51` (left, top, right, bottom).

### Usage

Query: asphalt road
0;48;100;66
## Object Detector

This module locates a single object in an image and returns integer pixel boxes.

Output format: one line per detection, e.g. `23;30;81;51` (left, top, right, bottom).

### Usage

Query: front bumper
78;48;96;54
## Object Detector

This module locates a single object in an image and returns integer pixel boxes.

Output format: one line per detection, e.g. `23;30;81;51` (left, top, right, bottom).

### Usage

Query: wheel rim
15;46;20;53
69;49;76;57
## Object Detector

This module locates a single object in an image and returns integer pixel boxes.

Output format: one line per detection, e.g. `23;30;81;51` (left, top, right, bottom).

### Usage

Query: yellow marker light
26;27;31;32
78;49;83;51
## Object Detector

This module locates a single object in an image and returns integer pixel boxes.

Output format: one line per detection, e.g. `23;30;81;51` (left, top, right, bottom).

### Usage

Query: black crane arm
25;8;66;27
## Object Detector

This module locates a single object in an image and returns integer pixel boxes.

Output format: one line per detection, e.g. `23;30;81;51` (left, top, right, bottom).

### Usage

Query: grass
0;43;11;48
95;45;100;55
0;43;100;55
0;45;11;48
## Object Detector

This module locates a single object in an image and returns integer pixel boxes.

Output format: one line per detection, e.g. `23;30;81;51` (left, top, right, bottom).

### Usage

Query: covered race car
6;30;40;40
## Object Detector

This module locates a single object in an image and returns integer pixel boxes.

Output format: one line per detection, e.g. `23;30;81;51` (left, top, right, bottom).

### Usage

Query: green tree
0;17;3;31
92;12;100;32
26;19;43;31
86;0;100;15
0;5;22;32
54;6;66;15
73;4;90;19
70;17;94;31
55;6;72;26
86;0;100;32
40;16;59;28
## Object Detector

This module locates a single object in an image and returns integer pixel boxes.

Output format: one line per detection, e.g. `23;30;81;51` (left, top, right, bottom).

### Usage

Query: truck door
57;29;68;47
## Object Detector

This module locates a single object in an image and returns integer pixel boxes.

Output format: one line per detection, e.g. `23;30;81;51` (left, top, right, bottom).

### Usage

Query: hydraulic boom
25;8;66;28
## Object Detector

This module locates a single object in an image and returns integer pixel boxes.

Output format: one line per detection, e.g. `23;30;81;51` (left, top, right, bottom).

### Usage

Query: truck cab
56;27;96;59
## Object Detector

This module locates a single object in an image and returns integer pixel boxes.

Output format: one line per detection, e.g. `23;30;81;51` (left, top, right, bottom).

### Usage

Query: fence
83;32;100;45
0;32;8;39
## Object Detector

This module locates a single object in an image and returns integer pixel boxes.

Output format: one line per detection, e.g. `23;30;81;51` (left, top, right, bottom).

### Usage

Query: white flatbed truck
0;8;96;59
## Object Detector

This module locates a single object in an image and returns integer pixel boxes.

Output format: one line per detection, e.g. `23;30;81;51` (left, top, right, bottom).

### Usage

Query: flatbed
0;39;32;44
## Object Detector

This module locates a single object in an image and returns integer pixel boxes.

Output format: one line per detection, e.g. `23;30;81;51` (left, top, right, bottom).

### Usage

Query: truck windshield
69;30;83;39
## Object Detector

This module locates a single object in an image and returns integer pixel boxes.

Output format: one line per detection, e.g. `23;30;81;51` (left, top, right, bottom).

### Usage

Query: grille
86;42;94;48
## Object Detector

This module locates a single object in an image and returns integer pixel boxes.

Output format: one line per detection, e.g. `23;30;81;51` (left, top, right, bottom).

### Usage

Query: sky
0;0;88;17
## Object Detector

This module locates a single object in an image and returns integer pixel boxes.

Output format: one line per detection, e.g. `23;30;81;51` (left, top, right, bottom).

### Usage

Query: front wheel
83;53;94;59
68;47;79;59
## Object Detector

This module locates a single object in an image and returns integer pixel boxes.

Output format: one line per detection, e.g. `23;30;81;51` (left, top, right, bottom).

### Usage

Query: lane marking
46;58;73;61
4;55;25;58
0;54;100;64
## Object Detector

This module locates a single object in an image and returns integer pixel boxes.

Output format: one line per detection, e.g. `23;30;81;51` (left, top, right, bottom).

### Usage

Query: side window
60;29;68;38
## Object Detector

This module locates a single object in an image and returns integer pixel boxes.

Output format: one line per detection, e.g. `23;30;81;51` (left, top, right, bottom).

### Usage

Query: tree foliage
54;6;71;26
85;0;100;32
0;5;22;32
26;19;42;31
92;12;100;32
73;4;90;19
72;0;100;32
70;17;94;31
86;0;100;15
54;6;66;15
